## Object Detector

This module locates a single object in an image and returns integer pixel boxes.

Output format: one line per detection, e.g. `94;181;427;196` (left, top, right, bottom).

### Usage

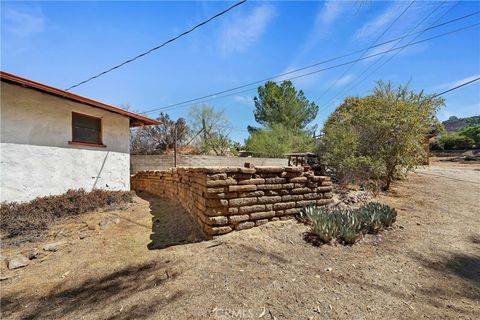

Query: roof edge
0;71;161;127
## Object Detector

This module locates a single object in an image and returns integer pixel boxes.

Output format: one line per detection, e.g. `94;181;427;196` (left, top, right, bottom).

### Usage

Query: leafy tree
439;133;475;150
245;124;315;158
130;113;189;154
188;105;234;156
465;116;480;127
320;81;444;190
253;80;319;131
457;125;480;146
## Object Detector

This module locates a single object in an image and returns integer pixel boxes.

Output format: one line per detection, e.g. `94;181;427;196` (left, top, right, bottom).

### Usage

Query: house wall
130;154;288;173
0;82;131;202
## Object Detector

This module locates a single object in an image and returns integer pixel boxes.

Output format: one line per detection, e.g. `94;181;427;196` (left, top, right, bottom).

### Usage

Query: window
71;112;102;145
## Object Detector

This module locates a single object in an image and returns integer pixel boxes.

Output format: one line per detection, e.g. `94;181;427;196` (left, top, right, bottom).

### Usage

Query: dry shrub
1;189;134;243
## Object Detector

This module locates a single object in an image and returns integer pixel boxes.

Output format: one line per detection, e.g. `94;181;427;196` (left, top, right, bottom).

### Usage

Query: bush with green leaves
439;133;475;150
300;202;397;245
245;124;315;158
457;125;480;146
319;81;445;190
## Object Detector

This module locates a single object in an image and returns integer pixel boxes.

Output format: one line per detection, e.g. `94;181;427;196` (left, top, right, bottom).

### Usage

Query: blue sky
2;0;479;142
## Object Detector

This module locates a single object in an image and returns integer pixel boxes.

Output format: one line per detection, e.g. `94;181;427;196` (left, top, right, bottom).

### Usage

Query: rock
7;255;30;269
99;216;120;229
27;249;45;260
325;267;332;272
0;275;10;281
43;242;64;252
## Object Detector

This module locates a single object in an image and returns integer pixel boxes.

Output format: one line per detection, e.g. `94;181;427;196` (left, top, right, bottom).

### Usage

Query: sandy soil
1;162;479;320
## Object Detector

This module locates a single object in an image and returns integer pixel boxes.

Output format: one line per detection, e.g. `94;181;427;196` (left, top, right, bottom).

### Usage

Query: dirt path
1;164;479;319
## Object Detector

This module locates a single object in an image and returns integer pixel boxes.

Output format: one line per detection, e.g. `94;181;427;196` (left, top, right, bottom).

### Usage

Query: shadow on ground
0;261;183;320
137;192;207;250
410;250;480;305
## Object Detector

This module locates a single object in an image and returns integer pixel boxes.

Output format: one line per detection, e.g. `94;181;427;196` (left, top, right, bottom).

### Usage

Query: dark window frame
69;112;105;147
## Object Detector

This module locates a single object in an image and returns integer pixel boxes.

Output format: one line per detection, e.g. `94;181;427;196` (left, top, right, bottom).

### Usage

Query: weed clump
1;189;134;243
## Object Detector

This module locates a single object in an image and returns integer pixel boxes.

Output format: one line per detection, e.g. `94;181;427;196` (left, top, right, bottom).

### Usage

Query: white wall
0;82;131;202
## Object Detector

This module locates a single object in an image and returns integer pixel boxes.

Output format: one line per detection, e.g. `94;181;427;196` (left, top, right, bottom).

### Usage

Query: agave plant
302;201;397;246
363;202;397;228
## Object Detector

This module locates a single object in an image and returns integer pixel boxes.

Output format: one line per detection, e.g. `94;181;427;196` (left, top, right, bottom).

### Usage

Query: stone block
255;219;269;226
284;166;304;173
255;166;285;173
257;196;282;204
229;185;257;192
235;221;255;230
238;178;265;185
291;187;312;194
229;214;250;223
229;197;258;207
257;184;283;190
238;191;265;197
205;225;233;235
205;215;228;226
296;200;316;207
250;211;275;220
273;202;296;210
289;176;308;183
238;204;266;214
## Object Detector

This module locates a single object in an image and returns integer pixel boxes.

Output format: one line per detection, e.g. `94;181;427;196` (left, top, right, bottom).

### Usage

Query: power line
138;11;479;115
141;22;480;115
323;0;455;109
315;0;416;101
65;0;248;91
433;77;480;97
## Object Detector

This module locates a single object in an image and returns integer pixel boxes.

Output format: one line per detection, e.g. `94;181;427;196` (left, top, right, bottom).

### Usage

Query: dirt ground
1;161;479;319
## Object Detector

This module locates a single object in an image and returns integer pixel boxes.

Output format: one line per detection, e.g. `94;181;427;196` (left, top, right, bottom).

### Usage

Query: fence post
174;123;177;167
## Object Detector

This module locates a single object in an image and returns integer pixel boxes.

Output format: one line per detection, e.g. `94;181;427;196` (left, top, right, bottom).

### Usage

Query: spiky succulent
301;202;397;245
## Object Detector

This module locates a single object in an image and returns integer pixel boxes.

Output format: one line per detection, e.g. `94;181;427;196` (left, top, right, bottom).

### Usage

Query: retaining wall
131;166;333;237
130;155;288;173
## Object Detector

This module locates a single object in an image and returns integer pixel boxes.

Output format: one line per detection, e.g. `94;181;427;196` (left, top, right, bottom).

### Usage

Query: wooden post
174;122;177;167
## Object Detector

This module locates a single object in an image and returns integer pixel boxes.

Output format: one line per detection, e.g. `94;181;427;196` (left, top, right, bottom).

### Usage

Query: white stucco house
0;71;160;203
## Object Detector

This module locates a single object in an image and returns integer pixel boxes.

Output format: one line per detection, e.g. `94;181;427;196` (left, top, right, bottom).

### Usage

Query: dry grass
0;189;134;244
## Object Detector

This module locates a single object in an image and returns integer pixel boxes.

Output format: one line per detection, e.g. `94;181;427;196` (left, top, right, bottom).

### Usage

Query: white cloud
354;1;407;41
276;2;349;89
432;74;480;92
300;1;348;54
2;7;45;38
449;75;480;89
316;1;345;32
220;4;276;55
333;74;354;87
233;95;253;105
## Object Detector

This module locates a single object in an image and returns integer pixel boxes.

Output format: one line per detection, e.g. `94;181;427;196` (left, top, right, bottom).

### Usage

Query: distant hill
442;115;480;132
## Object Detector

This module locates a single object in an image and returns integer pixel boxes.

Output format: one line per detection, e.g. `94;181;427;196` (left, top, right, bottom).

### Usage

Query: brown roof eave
0;71;161;127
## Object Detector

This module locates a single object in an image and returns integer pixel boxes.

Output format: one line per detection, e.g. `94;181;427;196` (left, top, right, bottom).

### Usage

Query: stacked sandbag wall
131;166;333;236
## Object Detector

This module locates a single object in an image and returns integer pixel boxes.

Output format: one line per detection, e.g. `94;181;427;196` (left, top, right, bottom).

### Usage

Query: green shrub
245;124;315;158
457;125;480;146
429;139;444;151
319;82;445;190
439;134;475;150
1;189;134;244
300;202;397;245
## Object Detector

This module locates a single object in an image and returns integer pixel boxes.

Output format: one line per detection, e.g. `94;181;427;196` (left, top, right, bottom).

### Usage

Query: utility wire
141;22;480;114
138;11;479;115
65;0;247;91
315;0;416;101
323;0;456;109
433;77;480;97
